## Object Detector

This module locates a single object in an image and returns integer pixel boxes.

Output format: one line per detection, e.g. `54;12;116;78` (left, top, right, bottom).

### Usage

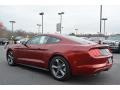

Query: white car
16;38;29;44
88;37;105;44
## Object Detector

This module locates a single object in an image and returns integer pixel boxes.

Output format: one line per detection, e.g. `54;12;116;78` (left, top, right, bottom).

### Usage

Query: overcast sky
0;5;120;34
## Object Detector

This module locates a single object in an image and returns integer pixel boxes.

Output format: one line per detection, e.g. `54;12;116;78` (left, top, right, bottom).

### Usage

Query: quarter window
47;37;60;44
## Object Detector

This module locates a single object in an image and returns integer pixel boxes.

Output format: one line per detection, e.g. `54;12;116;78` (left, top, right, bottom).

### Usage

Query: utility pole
101;18;108;35
58;12;64;34
39;12;44;34
100;5;102;34
9;20;16;42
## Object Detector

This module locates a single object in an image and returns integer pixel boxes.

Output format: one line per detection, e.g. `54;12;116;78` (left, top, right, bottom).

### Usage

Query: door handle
28;48;47;51
38;48;48;51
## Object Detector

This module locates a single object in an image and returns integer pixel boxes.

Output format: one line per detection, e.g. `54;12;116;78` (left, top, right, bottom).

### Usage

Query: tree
69;33;75;36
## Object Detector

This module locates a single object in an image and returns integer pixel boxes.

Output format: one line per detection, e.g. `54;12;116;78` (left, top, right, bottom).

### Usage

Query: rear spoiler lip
89;44;109;50
88;44;113;58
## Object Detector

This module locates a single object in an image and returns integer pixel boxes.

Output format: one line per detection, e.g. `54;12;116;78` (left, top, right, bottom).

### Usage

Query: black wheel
7;50;16;66
49;56;71;81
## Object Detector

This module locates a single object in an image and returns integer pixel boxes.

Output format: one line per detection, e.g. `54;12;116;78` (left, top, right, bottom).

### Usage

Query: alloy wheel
50;56;71;80
7;51;15;65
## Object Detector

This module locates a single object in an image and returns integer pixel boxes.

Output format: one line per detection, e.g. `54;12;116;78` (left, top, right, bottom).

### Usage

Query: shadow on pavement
15;64;112;85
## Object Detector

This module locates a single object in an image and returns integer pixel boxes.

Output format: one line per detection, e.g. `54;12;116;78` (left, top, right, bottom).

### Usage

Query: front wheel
49;56;71;81
7;50;16;66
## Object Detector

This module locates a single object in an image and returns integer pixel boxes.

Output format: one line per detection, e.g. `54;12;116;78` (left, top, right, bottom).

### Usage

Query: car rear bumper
72;62;113;76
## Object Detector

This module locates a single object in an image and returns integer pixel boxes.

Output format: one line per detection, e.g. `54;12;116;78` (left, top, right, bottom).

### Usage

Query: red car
6;34;113;81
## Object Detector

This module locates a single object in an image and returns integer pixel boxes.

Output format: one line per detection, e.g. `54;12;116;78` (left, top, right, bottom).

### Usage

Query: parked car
16;38;29;44
88;37;105;44
0;38;9;45
14;36;24;44
6;34;113;81
103;34;120;53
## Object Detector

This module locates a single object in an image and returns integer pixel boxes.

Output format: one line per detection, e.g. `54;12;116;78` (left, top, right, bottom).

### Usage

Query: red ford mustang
6;34;113;81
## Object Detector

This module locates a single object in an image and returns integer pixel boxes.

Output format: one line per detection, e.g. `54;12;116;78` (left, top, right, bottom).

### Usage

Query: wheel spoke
56;70;60;76
7;52;14;65
56;59;60;65
8;54;11;58
62;63;65;67
7;58;11;62
52;65;58;69
63;67;66;72
9;54;13;59
59;69;65;76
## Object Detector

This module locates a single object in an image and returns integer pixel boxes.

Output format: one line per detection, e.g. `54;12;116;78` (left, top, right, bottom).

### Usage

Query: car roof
36;34;65;39
36;34;96;45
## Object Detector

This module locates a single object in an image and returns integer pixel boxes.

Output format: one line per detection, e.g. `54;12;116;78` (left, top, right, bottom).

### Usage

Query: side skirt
17;63;49;71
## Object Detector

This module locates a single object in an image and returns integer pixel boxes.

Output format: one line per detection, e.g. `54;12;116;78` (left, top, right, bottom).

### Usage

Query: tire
49;56;71;81
7;50;16;66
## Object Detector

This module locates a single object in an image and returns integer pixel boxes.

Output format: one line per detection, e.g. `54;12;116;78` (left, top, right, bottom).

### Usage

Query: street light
9;20;16;40
39;12;44;34
101;18;108;35
37;24;41;34
100;5;102;34
58;12;64;34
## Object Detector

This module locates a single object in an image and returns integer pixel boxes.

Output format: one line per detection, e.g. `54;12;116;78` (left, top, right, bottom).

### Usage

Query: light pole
9;20;16;40
101;18;108;35
100;5;102;34
58;12;64;34
39;12;44;34
37;24;41;34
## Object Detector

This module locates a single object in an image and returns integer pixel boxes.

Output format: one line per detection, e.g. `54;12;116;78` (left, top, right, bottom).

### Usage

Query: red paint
6;34;113;76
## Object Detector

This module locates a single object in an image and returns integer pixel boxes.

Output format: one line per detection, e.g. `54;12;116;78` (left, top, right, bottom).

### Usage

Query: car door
16;35;49;68
41;36;61;67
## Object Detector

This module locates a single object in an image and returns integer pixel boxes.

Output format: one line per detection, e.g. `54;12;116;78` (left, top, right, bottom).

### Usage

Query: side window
27;36;49;45
27;36;41;44
46;37;60;44
39;36;49;44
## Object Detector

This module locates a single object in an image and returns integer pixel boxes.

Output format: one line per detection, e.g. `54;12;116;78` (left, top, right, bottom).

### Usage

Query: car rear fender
48;52;72;70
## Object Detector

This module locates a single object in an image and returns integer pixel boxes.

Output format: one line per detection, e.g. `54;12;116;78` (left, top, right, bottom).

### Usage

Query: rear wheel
7;50;16;66
49;56;71;81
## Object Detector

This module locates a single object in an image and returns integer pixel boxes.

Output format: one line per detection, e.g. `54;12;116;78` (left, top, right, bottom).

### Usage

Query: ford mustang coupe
6;34;113;81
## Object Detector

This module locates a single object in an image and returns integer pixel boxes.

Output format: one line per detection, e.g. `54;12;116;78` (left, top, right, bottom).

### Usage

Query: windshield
63;35;96;45
107;35;120;41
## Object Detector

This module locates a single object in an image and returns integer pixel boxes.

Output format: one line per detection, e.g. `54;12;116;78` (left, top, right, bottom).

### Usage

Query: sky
0;5;120;34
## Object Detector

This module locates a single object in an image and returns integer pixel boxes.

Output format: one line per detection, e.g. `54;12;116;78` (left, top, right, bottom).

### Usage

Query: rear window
63;36;96;45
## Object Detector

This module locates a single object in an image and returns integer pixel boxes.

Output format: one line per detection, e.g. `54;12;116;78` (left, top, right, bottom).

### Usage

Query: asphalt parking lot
0;46;120;85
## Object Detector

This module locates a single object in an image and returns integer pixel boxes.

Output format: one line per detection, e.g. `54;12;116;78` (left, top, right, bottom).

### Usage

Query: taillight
89;49;101;57
89;48;112;58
